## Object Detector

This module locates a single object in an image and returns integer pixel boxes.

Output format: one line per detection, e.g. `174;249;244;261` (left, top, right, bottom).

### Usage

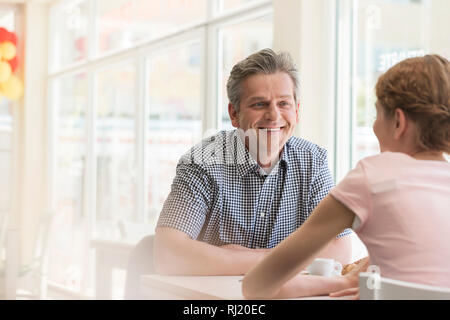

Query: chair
123;235;155;300
0;210;54;299
359;272;450;300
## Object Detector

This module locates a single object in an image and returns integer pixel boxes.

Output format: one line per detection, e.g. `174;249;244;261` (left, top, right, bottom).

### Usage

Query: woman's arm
242;195;355;299
273;274;353;299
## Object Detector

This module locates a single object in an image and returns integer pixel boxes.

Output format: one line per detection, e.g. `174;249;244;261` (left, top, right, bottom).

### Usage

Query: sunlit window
218;0;263;13
0;99;13;213
96;0;207;55
336;0;450;177
49;0;88;70
96;63;137;237
49;73;88;291
147;42;203;226
0;7;16;254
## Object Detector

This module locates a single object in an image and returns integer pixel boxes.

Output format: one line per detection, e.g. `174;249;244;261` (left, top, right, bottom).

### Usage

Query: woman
242;54;450;299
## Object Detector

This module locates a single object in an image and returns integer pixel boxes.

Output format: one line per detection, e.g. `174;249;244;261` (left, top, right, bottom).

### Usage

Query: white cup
306;258;343;277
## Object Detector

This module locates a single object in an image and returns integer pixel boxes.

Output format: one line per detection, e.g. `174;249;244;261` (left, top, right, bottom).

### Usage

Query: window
95;0;207;55
218;0;263;13
48;0;273;295
0;7;17;231
335;0;450;181
49;1;89;70
49;72;88;290
0;100;13;213
218;14;273;129
96;62;137;237
146;41;203;225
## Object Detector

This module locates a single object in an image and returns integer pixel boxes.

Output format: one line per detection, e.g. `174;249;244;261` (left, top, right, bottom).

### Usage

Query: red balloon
8;55;18;72
0;28;17;45
9;32;17;45
0;28;9;42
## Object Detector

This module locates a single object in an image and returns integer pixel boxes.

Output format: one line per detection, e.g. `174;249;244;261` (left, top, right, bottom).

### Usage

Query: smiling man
154;49;352;275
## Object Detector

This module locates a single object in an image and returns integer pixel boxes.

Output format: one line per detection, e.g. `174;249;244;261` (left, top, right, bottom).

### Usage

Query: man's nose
265;102;280;120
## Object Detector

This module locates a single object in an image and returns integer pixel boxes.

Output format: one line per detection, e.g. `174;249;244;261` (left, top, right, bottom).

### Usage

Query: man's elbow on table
153;244;170;275
153;228;181;275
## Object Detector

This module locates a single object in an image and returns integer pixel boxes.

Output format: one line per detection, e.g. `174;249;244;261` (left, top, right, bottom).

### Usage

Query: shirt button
260;212;265;218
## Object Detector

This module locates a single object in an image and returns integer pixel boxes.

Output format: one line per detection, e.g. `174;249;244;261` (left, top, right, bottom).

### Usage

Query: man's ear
393;108;407;140
296;101;300;123
228;103;240;128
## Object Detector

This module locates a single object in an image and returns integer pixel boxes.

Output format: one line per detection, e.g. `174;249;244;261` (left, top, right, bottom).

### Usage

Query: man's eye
253;102;265;107
279;101;290;107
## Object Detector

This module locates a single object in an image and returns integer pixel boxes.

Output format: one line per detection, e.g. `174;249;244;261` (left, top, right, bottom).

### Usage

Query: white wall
13;1;49;263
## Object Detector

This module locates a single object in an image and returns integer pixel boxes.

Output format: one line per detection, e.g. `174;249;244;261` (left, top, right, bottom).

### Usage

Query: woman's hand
330;256;370;299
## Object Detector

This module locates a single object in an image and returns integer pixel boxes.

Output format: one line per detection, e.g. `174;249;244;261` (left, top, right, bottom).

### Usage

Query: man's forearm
154;228;269;275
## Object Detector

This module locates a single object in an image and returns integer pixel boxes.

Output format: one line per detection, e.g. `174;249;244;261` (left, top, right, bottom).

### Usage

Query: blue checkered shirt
157;130;351;248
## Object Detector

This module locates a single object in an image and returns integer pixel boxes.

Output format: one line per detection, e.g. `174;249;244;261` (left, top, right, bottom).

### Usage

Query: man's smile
256;126;285;132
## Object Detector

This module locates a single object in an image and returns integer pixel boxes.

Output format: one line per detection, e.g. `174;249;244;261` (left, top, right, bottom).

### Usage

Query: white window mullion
136;55;147;223
334;0;355;183
204;25;218;134
88;0;97;60
84;0;98;295
203;0;218;134
46;80;56;217
84;69;97;294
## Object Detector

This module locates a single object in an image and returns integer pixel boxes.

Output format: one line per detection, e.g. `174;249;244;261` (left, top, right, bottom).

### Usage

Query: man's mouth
257;127;284;132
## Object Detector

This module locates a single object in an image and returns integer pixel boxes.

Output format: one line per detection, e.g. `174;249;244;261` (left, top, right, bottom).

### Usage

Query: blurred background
0;0;448;299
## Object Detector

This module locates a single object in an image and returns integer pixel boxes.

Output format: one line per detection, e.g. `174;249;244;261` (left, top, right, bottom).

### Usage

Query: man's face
228;72;299;165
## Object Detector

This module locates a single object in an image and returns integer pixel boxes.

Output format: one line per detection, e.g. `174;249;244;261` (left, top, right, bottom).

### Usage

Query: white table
140;274;348;300
91;239;135;299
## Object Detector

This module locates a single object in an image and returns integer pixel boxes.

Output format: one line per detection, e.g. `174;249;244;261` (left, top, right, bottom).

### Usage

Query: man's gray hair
226;48;300;112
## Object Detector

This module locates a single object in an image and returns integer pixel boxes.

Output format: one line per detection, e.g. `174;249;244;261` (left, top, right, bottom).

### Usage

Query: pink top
330;152;450;288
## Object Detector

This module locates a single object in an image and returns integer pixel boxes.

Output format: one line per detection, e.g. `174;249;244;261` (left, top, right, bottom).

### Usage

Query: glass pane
0;9;15;30
218;0;265;13
50;1;89;69
352;0;450;166
0;99;12;212
147;42;203;226
219;14;273;129
96;63;137;238
48;73;88;291
96;0;207;55
0;9;14;214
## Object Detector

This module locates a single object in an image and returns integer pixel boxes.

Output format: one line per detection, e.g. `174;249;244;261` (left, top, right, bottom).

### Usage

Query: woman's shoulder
355;152;408;172
359;152;450;167
356;152;450;182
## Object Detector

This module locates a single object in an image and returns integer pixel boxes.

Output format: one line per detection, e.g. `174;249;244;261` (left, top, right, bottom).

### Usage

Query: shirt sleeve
308;152;352;238
329;160;372;232
156;163;214;239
